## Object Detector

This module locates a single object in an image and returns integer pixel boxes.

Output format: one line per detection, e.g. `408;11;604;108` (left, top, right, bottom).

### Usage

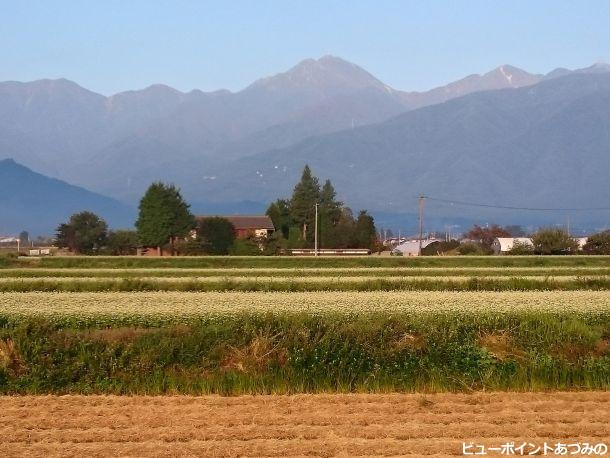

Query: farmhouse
197;215;275;239
392;238;442;256
574;237;589;250
491;237;533;255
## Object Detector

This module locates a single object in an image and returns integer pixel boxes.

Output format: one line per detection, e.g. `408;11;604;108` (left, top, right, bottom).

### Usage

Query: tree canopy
196;217;236;255
266;165;377;250
136;182;195;254
532;228;578;255
582;231;610;255
464;224;511;249
289;165;320;241
106;230;139;255
55;211;108;254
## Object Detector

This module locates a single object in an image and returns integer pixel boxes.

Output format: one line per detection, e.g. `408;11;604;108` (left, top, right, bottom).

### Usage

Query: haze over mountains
1;56;610;234
0;159;133;235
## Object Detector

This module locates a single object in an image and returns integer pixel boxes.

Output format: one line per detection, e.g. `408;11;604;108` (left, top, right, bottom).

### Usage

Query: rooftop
196;215;275;231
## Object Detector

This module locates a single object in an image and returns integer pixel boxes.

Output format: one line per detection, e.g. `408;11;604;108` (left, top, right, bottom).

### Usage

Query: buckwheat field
1;256;609;456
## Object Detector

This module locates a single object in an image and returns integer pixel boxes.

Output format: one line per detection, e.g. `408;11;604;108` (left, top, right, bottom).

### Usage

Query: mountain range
1;57;610;234
0;159;133;235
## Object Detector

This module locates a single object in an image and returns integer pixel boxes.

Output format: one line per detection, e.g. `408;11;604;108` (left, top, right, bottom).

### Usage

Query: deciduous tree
135;182;195;255
106;230;139;255
532;228;578;255
55;211;108;254
197;217;235;255
582;231;610;255
266;199;292;239
464;224;511;249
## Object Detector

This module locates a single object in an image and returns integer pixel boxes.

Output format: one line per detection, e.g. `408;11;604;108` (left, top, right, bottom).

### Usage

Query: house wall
235;228;272;239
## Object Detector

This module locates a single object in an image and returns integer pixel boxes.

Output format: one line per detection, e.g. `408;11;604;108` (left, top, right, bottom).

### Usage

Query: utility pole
418;195;426;256
314;203;319;257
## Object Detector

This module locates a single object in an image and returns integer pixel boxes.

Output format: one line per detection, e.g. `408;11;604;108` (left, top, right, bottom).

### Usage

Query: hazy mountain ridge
196;72;610;227
1;57;610;232
0;158;134;235
3;56;598;201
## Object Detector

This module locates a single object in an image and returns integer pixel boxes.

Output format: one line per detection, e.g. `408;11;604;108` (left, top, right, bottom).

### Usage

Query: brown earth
0;392;609;457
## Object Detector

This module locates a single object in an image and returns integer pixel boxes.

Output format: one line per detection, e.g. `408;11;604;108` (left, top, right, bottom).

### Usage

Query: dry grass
0;339;25;376
0;393;608;457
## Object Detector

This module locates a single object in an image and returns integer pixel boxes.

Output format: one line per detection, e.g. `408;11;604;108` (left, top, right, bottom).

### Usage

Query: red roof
197;215;275;231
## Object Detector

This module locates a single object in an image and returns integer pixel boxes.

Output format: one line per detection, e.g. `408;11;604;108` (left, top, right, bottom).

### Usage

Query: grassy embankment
1;290;609;394
1;255;609;394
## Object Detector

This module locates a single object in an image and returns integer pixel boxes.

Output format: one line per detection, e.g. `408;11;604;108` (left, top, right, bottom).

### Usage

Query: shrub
532;228;579;255
506;240;534;255
457;242;489;256
422;240;460;256
583;231;610;255
230;238;262;256
196;217;236;255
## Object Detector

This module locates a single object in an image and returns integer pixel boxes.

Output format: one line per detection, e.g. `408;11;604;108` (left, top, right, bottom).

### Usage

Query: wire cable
419;196;610;212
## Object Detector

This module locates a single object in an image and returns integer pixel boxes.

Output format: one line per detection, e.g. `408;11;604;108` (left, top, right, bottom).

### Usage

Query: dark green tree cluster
54;170;378;256
583;231;610;255
55;211;108;254
266;165;377;250
135;182;195;255
55;211;139;255
531;228;579;255
196;217;236;255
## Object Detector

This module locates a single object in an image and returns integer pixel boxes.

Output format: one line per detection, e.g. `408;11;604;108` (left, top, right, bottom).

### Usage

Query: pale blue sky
2;0;609;95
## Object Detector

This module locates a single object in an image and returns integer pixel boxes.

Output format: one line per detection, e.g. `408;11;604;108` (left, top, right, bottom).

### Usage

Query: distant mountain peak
246;55;389;94
580;62;610;73
485;65;540;87
142;83;184;95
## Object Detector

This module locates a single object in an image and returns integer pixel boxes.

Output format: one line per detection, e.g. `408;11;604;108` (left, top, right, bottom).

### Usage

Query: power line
418;195;610;212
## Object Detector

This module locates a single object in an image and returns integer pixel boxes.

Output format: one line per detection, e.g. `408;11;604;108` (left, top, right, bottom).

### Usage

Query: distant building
574;237;589;250
289;248;371;256
491;237;533;255
392;238;442;256
196;215;275;239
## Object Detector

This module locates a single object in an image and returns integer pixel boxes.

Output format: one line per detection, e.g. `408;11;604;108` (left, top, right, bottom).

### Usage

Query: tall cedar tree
354;210;377;250
290;165;320;241
319;180;342;248
55;211;108;254
334;207;357;248
136;182;195;255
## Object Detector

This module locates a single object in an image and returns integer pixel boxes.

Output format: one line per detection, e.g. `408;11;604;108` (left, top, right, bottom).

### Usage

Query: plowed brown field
1;393;609;457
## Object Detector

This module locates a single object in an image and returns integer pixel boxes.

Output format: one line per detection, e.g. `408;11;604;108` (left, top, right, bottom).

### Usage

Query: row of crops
11;255;610;269
0;275;609;292
0;256;609;393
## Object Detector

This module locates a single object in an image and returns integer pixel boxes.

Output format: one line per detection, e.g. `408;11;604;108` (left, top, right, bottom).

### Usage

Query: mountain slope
0;58;555;201
0;159;134;235
1;58;608;208
398;65;542;110
196;72;610;226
